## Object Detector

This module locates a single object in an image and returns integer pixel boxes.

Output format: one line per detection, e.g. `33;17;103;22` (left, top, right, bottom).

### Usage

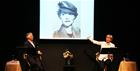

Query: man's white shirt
28;40;35;48
98;41;116;61
89;38;116;61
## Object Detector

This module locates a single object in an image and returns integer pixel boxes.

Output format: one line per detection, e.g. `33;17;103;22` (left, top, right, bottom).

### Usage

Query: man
23;32;44;71
24;32;42;56
88;34;116;61
88;34;117;71
53;1;80;38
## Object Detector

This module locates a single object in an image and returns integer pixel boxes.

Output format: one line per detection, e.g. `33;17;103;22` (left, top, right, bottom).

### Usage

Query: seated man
88;34;116;61
23;32;44;71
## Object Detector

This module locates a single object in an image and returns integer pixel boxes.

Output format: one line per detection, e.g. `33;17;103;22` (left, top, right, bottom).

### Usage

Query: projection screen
40;0;94;39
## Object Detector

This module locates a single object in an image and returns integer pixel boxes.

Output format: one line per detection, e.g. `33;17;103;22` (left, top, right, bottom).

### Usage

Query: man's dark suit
24;40;36;48
23;40;44;71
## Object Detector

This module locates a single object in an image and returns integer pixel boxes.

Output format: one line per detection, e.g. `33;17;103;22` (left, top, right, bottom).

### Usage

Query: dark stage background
0;0;138;71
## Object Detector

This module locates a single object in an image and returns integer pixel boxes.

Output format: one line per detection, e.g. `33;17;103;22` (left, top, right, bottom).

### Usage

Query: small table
118;60;137;71
5;60;22;71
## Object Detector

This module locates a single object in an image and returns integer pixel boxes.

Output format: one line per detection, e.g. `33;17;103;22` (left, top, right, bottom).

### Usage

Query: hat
58;1;78;17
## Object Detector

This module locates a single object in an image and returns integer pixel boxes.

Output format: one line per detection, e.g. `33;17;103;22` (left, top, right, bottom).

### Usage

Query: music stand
100;48;118;54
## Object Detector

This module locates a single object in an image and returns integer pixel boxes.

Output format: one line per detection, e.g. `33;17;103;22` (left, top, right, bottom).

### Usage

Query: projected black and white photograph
40;0;94;39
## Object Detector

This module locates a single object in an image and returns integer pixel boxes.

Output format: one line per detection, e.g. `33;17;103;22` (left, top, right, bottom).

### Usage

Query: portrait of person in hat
53;1;81;38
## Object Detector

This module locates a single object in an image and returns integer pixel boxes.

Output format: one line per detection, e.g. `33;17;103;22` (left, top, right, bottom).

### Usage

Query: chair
5;59;22;71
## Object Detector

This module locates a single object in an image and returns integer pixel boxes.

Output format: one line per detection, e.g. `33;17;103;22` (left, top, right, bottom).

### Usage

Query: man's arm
87;36;101;45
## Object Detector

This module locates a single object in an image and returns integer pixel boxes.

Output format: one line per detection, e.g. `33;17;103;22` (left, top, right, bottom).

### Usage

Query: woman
53;1;80;38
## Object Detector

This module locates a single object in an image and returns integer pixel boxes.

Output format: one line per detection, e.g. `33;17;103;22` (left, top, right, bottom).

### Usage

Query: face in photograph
59;12;75;27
